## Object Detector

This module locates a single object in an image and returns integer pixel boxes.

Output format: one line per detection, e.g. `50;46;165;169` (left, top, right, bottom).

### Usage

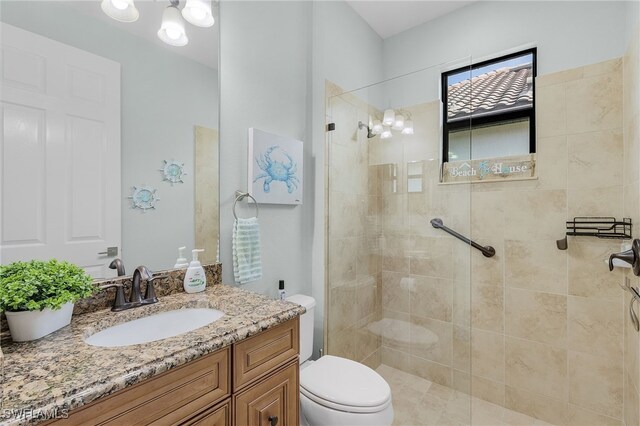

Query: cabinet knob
268;415;278;426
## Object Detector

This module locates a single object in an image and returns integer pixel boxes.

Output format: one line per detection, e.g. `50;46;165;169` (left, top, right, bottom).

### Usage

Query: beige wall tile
567;129;623;190
568;186;624;218
328;237;357;285
503;190;566;240
410;236;454;279
505;337;567;400
472;329;504;382
382;255;409;273
410;275;453;322
568;241;623;300
472;375;505;407
582;58;622;78
410;315;453;366
505;288;567;346
356;316;381;362
536;83;566;138
566;72;622;134
356;277;378;321
568;295;622;358
453;325;470;372
505;386;568;425
381;309;411;353
408;355;452;387
536;136;568;190
568;351;623;419
624;372;640;426
381;345;410;373
471;190;505;239
361;349;381;371
381;271;410;314
471;240;504;286
536;68;583;88
453;280;471;327
452;369;470;395
328;283;357;333
329;327;356;360
471;283;504;333
567;404;623;426
505;239;567;294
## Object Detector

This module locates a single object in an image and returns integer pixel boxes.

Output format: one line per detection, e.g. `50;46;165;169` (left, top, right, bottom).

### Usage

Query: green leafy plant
0;260;96;312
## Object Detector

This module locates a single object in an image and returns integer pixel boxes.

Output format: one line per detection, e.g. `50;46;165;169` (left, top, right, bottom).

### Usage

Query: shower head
358;121;376;139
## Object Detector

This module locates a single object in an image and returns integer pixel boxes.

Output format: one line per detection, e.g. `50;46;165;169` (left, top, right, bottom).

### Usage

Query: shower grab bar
430;218;496;258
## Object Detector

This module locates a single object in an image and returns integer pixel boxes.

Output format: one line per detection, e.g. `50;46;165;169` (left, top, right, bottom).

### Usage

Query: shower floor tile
375;364;555;426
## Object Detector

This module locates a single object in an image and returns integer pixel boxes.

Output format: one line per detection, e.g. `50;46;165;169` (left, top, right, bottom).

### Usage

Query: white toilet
287;294;394;426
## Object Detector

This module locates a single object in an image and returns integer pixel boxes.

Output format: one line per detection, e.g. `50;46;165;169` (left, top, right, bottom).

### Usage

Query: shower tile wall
623;25;640;426
371;58;626;425
326;81;383;369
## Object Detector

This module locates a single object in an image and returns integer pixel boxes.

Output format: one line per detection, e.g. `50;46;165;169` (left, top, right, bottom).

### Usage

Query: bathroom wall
381;1;629;108
623;2;640;425
219;1;313;298
0;2;219;271
370;58;626;425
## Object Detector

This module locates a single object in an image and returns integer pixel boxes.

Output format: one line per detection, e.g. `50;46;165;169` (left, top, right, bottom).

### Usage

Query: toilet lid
300;356;391;412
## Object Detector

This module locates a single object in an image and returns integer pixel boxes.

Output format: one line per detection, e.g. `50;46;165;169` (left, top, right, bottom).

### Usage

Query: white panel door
0;23;121;278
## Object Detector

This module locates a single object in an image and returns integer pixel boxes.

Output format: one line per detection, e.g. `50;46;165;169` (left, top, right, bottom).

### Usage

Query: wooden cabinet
182;399;231;426
52;318;299;426
234;360;299;426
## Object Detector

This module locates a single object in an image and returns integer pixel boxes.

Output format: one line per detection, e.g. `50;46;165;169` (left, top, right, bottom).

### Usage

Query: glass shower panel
326;58;473;425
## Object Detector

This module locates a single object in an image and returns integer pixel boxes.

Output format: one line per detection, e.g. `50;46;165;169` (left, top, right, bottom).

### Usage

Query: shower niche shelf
556;217;632;250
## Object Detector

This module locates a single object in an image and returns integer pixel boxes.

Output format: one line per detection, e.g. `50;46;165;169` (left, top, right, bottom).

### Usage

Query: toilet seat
300;355;391;414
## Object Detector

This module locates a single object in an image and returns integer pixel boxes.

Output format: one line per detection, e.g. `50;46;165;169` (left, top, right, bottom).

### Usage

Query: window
442;48;536;162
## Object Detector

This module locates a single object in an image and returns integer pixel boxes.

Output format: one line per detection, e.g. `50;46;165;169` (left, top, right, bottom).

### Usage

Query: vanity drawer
233;318;299;391
233;360;299;426
181;399;231;426
58;347;230;425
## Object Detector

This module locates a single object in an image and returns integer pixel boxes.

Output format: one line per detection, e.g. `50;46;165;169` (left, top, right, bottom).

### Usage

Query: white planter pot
5;302;74;342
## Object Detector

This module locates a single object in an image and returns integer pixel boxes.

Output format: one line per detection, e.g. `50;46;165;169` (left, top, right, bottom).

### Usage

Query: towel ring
233;191;259;220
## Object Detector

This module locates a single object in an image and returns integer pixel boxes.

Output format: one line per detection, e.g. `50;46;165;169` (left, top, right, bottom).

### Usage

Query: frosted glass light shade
382;109;395;126
401;120;414;135
372;120;383;133
380;126;392;139
182;0;214;27
392;114;405;130
158;6;188;47
101;0;139;22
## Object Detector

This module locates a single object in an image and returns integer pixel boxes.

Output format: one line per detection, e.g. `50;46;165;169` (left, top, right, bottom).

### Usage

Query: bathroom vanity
0;281;304;426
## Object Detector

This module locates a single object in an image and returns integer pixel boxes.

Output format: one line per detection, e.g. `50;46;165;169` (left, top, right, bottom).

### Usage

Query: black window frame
441;47;537;163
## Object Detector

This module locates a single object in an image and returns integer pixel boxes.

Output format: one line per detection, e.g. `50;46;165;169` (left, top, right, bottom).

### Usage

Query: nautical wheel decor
128;185;160;212
160;159;187;185
248;128;303;205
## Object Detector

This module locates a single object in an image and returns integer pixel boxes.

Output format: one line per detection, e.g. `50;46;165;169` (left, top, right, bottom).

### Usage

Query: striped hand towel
232;217;262;284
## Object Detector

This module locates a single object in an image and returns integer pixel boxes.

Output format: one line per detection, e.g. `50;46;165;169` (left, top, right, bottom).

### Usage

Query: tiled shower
325;33;640;425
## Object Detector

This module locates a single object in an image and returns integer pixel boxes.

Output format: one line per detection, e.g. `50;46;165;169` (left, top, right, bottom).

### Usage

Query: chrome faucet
99;266;166;312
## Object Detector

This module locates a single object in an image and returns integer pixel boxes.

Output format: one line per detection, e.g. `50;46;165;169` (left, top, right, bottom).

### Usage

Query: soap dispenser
174;246;189;268
184;249;206;293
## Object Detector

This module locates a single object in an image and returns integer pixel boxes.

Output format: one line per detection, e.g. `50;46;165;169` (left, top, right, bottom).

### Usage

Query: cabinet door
182;399;230;426
234;361;299;426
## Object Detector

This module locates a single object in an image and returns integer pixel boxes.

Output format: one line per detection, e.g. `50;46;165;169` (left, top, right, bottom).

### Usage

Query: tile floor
376;365;554;426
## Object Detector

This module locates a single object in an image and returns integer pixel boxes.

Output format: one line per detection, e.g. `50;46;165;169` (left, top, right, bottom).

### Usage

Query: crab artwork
253;145;300;194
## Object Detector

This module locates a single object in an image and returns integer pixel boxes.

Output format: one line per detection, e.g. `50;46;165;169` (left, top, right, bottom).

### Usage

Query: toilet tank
286;294;315;363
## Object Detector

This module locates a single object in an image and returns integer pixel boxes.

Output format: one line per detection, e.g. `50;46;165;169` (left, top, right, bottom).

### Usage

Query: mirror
0;1;219;277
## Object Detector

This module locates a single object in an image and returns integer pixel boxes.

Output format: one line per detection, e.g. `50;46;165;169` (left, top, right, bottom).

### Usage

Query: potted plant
0;259;96;341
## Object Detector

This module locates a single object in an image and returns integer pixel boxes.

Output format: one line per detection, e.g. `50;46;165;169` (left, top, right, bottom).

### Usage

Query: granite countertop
0;284;305;425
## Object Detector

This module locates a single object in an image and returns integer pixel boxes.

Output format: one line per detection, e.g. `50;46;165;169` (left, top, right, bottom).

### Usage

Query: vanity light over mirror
0;1;220;278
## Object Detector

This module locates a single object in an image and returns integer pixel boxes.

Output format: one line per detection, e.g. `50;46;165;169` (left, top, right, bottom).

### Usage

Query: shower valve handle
609;239;640;276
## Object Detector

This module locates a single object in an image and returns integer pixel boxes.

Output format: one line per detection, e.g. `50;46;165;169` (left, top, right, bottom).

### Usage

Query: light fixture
182;0;214;27
380;126;392;139
158;1;189;47
401;120;414;135
372;120;383;134
382;109;395;126
101;0;139;22
392;114;405;130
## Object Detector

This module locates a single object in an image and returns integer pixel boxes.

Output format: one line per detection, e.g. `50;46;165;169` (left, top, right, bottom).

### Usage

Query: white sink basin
84;308;225;348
